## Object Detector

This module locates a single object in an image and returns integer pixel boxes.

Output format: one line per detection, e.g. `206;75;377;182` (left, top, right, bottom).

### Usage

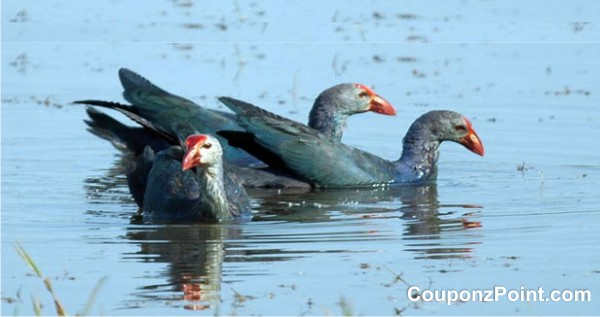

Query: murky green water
2;0;599;315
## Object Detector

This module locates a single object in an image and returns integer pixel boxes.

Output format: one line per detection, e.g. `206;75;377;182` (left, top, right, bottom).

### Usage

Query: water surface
2;0;599;315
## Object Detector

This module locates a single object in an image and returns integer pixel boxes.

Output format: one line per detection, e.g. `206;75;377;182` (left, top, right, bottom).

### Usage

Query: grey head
401;110;485;159
308;83;396;141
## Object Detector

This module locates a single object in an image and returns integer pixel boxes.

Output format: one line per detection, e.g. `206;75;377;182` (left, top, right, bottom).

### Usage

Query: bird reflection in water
125;224;232;311
122;221;300;311
252;183;483;260
84;160;483;310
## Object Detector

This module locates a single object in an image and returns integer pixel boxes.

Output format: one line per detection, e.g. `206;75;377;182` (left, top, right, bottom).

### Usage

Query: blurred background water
2;0;599;315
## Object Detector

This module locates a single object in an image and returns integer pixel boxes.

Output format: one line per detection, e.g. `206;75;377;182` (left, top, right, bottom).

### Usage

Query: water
2;0;599;315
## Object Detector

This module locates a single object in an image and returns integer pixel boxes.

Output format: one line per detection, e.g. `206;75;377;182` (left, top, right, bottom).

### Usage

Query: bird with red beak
218;97;485;187
182;134;223;172
308;83;396;141
142;133;251;222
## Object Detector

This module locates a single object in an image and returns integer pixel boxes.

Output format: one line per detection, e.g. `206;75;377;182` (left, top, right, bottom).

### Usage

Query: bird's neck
395;128;440;182
308;100;348;142
196;162;232;222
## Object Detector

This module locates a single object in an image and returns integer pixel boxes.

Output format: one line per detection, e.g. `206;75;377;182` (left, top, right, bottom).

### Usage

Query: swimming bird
218;97;484;188
77;68;396;206
142;133;251;223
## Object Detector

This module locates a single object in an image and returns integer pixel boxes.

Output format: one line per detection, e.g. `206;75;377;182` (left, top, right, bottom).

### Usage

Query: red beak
182;148;200;171
355;83;396;116
460;129;485;156
182;134;208;171
369;95;396;116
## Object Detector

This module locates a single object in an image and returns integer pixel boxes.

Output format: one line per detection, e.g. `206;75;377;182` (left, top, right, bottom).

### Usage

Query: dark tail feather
118;68;166;95
84;107;134;153
84;107;174;156
73;99;136;113
73;99;180;146
85;107;173;155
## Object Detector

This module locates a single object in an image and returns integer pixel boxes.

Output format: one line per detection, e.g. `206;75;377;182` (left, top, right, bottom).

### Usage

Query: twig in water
15;242;66;316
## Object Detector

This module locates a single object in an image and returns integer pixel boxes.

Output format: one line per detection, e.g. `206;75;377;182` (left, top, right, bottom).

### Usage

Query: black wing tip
118;67;134;75
217;96;260;114
118;67;165;94
217;96;242;109
118;68;142;90
217;96;232;103
72;99;133;111
118;67;140;80
218;96;250;105
72;99;101;105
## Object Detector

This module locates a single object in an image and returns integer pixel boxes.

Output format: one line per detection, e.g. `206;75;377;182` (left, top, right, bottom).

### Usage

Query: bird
84;105;313;209
142;133;252;223
76;68;397;207
217;97;484;188
76;68;396;166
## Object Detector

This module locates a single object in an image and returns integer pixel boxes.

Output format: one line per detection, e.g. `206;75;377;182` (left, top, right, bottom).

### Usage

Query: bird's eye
202;143;212;149
358;91;369;98
454;125;467;132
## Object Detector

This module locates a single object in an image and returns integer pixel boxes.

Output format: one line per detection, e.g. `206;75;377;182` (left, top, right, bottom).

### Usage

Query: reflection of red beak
182;134;208;171
355;83;396;116
460;129;485;156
